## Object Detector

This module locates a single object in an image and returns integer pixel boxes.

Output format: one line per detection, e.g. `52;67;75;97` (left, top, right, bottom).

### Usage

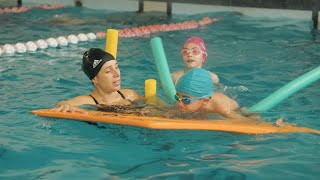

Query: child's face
181;43;205;69
175;92;204;113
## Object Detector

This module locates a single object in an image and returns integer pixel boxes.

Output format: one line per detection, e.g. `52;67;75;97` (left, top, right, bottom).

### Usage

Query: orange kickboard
31;109;320;135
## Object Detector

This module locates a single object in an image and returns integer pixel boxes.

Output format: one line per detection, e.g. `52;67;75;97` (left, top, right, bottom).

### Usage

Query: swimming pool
1;6;320;179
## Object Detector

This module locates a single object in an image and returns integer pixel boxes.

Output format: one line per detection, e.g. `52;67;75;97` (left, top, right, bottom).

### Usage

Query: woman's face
181;43;205;69
92;60;121;92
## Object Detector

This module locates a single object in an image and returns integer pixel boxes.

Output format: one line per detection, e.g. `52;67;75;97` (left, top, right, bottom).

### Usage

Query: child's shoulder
171;70;185;76
171;70;186;84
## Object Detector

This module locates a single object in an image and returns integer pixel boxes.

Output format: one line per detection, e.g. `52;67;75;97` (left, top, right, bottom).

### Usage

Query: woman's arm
53;95;93;113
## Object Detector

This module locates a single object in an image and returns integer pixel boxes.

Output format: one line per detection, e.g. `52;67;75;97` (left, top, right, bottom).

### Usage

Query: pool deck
3;0;320;29
5;0;310;16
8;0;305;17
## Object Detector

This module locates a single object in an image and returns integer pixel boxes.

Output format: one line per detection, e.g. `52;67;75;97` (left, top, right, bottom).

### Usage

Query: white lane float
36;39;48;49
25;41;38;52
67;35;79;44
56;36;68;46
3;44;15;54
14;42;27;53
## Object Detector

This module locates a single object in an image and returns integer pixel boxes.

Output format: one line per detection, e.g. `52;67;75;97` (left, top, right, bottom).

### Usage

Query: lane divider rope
0;17;220;56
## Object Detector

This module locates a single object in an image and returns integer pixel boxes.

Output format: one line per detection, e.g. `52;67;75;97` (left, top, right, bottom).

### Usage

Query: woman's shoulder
120;89;142;101
56;94;95;106
120;88;137;93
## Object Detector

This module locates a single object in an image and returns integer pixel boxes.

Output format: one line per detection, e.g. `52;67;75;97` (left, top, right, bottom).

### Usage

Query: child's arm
222;110;253;120
209;72;219;84
209;71;225;90
210;93;250;120
215;95;260;121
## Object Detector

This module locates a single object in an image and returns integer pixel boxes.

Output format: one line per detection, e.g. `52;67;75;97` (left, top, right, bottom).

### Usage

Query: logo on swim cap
82;48;115;80
93;59;102;69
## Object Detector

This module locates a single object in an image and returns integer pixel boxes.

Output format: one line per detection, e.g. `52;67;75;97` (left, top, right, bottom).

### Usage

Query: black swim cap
82;48;115;80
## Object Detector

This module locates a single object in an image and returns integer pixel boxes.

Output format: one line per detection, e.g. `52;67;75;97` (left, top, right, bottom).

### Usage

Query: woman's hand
52;101;88;114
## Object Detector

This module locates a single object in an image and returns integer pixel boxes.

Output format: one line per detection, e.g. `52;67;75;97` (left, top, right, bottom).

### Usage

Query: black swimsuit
89;90;125;105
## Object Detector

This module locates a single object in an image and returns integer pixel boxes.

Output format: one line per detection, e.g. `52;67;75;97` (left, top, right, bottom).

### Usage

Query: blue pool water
1;7;320;179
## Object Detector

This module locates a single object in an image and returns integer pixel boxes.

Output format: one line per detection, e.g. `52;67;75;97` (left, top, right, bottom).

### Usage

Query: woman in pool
53;48;143;113
174;68;257;120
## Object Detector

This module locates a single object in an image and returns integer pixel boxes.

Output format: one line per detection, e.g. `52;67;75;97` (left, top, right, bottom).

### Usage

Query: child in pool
171;37;220;86
174;68;256;120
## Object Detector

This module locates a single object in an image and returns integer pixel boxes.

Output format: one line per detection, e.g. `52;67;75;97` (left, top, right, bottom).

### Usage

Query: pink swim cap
182;37;208;63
